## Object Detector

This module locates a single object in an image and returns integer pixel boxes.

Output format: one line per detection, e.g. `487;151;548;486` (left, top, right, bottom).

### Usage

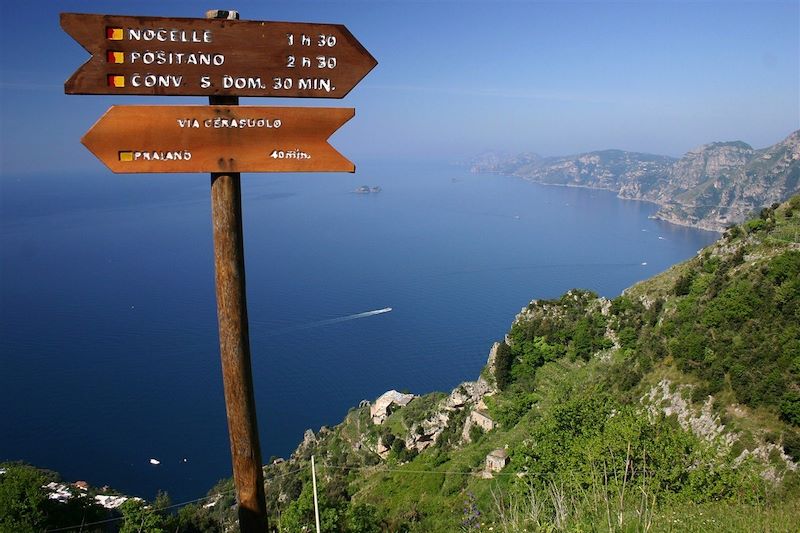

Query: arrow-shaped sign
61;13;377;98
81;106;355;173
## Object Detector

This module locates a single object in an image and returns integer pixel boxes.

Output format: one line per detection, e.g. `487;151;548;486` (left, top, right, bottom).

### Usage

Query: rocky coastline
471;130;800;232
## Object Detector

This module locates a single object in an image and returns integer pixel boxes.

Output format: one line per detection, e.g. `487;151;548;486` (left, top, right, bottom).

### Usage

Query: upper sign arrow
61;13;377;98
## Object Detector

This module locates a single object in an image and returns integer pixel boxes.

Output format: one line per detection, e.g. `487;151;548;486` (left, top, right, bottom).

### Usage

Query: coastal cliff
472;130;800;232
8;198;799;531
241;196;800;531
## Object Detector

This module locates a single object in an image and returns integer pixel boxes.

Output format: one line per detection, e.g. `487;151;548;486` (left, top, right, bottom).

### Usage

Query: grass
480;463;800;533
264;198;800;532
652;500;800;533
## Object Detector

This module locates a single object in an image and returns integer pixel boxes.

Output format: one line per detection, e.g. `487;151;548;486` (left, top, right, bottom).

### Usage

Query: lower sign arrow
81;106;355;173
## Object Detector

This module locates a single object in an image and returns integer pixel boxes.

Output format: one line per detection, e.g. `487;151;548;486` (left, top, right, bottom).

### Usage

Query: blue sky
0;0;798;175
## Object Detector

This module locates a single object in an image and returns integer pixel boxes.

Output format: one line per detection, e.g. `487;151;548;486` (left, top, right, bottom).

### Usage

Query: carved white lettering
272;77;292;90
133;150;192;161
127;28;212;43
316;56;337;69
177;119;200;128
298;78;332;92
202;118;281;129
270;149;311;160
223;75;266;89
129;51;224;66
317;34;336;47
130;74;183;87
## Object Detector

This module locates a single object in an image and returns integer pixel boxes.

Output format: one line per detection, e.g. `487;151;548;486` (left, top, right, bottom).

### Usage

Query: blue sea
0;160;718;503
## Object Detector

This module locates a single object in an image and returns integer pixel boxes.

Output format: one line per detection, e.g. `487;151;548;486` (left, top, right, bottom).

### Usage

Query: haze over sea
0;160;718;502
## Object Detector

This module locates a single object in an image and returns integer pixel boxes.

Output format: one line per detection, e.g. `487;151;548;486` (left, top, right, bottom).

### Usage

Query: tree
494;342;514;390
119;499;166;533
0;465;47;533
281;483;342;533
469;424;485;443
345;503;382;533
570;318;593;360
175;504;221;533
673;271;695;296
781;391;800;426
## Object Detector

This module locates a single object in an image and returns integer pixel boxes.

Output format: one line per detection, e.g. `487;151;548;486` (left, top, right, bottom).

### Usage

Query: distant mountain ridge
471;130;800;231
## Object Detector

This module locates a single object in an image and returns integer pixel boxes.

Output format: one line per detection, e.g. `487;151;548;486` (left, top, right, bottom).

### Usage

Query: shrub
494;342;514;390
674;271;695;296
746;219;768;233
780;391;800;426
783;430;800;462
469;424;485;443
0;465;47;532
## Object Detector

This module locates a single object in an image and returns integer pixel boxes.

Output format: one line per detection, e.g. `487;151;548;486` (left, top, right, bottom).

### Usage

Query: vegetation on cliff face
472;131;800;232
245;196;799;532
0;463;130;532
0;463;237;532
6;198;799;532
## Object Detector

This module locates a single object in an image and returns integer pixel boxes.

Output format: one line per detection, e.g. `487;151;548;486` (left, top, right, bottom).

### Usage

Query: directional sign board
62;11;375;530
61;13;377;97
81;106;355;173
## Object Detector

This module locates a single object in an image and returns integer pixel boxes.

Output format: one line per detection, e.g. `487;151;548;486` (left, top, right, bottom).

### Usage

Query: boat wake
263;307;392;336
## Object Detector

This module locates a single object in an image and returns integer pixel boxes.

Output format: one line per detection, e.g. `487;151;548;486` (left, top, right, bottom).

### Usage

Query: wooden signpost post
63;9;376;532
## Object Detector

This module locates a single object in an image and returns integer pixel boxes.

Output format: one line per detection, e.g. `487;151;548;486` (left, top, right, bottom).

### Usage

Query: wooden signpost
63;9;376;532
81;106;355;173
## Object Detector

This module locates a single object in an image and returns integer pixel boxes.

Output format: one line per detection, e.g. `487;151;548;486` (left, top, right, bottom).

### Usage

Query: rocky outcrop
370;390;416;425
645;379;738;448
371;345;502;455
632;135;800;231
484;342;500;385
735;443;798;484
444;379;492;411
472;130;800;232
404;410;449;453
404;377;495;453
461;398;495;443
644;379;798;482
471;151;541;175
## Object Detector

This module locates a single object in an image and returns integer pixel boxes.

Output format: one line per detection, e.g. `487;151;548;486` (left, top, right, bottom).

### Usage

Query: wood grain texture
210;170;267;532
81;105;355;173
61;13;377;97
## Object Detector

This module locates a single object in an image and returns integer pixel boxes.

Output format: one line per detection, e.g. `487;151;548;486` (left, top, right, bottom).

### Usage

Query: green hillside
6;198;798;532
239;196;799;532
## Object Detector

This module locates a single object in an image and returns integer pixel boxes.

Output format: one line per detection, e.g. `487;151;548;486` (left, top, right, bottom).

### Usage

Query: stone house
471;409;495;432
485;448;509;473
